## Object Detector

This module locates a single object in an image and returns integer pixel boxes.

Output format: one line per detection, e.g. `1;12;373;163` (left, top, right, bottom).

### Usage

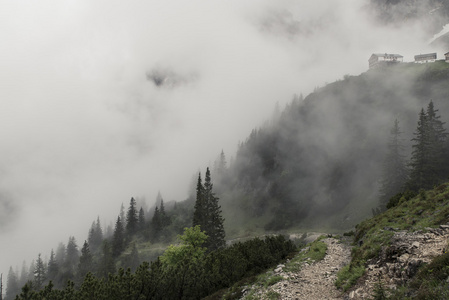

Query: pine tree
78;241;93;284
152;206;162;238
88;217;103;255
203;168;226;250
408;101;448;190
46;249;58;285
6;267;19;300
112;216;125;257
98;240;115;278
408;108;430;190
160;199;170;227
19;261;28;288
426;100;448;181
119;203;126;224
62;236;79;283
27;260;35;283
192;172;206;230
378;119;408;210
33;254;46;291
192;168;226;250
126;197;138;236
138;207;146;231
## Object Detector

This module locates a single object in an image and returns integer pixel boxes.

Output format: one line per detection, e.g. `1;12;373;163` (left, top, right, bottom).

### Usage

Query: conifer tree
119;203;126;227
193;168;225;250
98;240;115;278
408;101;448;190
78;241;93;283
203;168;226;250
33;254;46;291
426;100;448;181
62;236;79;283
126;197;138;236
378;119;408;210
152;206;162;238
88;217;103;255
138;207;146;231
27;260;35;283
18;262;28;289
192;172;206;230
6;267;19;300
159;199;170;227
46;250;58;285
112;216;125;257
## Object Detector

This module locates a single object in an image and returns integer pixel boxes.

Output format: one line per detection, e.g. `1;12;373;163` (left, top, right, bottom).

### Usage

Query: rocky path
243;237;351;299
273;238;351;299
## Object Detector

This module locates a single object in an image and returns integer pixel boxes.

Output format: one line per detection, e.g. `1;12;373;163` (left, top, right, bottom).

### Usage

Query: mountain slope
219;61;449;234
340;182;449;299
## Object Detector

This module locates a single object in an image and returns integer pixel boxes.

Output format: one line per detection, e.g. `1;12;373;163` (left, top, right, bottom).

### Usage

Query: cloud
0;0;444;282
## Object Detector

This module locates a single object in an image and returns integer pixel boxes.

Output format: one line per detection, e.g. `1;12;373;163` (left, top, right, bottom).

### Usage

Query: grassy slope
336;182;449;294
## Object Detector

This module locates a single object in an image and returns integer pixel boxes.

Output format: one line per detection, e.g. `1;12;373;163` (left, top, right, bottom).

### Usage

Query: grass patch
335;264;365;291
284;237;328;272
386;250;449;299
340;183;449;292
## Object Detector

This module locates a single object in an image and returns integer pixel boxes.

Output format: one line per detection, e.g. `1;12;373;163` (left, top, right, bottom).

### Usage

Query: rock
406;259;422;277
398;253;409;263
412;241;420;248
440;224;449;231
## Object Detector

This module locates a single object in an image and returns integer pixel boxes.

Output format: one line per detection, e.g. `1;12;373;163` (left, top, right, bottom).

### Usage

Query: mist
0;0;446;282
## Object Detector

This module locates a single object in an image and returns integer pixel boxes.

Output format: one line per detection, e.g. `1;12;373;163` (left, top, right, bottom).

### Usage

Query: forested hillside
218;61;449;233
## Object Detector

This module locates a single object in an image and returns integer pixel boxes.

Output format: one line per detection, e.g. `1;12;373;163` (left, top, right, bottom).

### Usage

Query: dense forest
4;61;449;299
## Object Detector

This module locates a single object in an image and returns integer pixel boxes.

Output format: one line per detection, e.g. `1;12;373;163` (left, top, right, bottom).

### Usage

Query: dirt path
266;238;351;299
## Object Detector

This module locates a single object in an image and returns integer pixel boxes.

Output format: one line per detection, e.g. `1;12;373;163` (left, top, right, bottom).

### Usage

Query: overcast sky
0;0;444;280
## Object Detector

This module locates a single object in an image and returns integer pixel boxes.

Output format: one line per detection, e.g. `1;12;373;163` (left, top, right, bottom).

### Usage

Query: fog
0;0;445;282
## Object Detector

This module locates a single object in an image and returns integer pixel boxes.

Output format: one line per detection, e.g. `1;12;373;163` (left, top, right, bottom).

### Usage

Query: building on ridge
414;53;437;63
369;53;403;69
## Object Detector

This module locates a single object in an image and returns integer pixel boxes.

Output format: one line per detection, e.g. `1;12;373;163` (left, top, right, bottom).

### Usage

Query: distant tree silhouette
378;119;408;210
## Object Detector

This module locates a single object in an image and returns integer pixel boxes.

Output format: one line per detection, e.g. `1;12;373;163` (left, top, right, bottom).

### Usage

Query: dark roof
414;53;437;60
371;53;403;58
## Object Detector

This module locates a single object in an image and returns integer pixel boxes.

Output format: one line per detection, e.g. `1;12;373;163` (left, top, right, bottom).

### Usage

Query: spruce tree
426;100;447;181
152;206;162;238
192;168;225;250
408;101;448;190
6;267;19;300
19;261;28;288
33;254;46;291
192;172;206;230
159;199;170;227
112;216;125;257
88;217;103;255
126;197;138;236
378;119;408;210
203;168;226;250
46;249;58;285
98;240;115;278
78;241;93;283
138;207;146;231
62;237;79;283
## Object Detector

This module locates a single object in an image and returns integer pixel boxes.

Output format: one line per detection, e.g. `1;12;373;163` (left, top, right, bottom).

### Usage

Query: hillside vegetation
337;182;449;298
219;61;449;234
